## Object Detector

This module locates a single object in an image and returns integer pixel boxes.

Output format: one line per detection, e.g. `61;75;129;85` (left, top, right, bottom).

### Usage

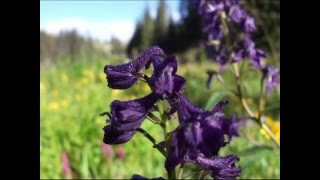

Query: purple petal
183;122;203;148
229;6;245;23
244;16;256;33
263;65;280;96
150;56;185;99
103;125;135;144
196;155;241;180
104;46;165;89
212;100;229;112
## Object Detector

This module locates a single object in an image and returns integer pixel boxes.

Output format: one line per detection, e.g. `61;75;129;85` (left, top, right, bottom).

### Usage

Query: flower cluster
102;46;244;179
193;0;279;94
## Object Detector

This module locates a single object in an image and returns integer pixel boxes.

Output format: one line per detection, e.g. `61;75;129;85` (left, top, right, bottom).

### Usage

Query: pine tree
140;5;154;51
153;0;169;46
127;21;143;58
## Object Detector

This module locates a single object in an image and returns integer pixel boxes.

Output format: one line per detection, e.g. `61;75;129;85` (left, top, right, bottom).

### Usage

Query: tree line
127;0;280;58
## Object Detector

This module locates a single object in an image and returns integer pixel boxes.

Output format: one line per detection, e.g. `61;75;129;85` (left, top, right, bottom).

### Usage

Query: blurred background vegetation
40;0;280;179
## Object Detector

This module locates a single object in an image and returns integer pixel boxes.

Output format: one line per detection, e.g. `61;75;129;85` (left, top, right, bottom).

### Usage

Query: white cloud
40;18;135;44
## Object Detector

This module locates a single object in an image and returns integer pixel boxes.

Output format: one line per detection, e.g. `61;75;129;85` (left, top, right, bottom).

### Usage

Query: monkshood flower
149;56;186;99
262;65;280;95
104;46;165;89
103;93;158;144
165;96;242;178
194;0;267;71
195;154;241;180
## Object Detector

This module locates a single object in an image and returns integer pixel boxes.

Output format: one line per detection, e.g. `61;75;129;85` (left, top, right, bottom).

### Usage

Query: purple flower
165;96;242;175
231;46;245;63
263;65;280;95
243;16;256;33
103;125;135;144
217;114;247;141
194;0;268;73
149;56;186;99
231;36;266;69
195;155;241;180
229;5;246;23
103;93;158;144
216;54;228;71
104;46;165;89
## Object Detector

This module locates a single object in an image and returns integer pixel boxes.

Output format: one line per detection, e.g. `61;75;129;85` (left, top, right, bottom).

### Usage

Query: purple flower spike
103;93;158;144
104;46;165;89
195;155;241;180
150;56;186;99
263;65;280;96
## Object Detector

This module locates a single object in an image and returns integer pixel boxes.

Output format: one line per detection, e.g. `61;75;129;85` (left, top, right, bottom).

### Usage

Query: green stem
216;74;237;95
232;64;280;148
232;63;255;118
258;77;265;120
178;163;185;179
157;102;176;179
198;170;208;180
136;128;166;156
147;112;163;124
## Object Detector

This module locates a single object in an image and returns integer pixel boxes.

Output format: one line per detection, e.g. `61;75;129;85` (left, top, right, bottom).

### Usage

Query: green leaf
81;145;90;178
204;90;231;110
237;145;273;156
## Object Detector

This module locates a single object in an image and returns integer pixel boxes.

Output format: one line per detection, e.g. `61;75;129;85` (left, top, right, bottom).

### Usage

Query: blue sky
40;0;181;43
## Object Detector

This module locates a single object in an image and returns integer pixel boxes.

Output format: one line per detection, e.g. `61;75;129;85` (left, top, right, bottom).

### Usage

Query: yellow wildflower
52;90;59;98
48;101;59;111
60;99;70;108
260;116;280;143
60;73;69;83
40;82;45;93
100;73;106;81
80;77;90;86
83;69;95;80
75;94;82;101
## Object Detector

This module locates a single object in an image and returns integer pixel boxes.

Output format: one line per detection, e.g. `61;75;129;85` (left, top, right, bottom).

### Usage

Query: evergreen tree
127;21;143;58
140;5;154;51
179;0;203;49
153;0;169;46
